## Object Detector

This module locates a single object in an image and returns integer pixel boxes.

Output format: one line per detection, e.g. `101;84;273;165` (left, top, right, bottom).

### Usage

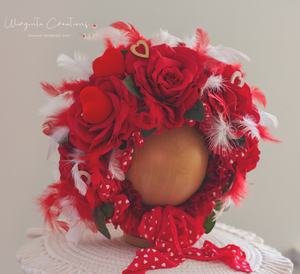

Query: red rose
235;137;260;172
199;64;261;155
126;44;207;128
212;65;260;122
67;76;137;154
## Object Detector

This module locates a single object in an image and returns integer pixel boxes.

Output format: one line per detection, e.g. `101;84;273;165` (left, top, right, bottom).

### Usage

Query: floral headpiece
38;22;278;273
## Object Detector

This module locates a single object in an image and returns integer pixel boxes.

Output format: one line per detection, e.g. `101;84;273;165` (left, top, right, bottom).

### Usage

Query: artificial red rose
201;65;259;123
222;83;260;122
136;111;158;130
67;76;138;154
126;44;208;128
236;137;260;172
221;65;260;121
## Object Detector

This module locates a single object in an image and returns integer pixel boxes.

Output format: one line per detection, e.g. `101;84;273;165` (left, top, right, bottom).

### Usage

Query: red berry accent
80;86;113;123
92;48;125;77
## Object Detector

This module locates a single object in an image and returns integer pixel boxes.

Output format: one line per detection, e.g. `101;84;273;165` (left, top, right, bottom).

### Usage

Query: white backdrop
1;1;300;273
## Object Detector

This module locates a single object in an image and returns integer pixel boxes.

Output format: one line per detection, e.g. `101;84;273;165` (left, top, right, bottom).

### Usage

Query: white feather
207;114;234;154
60;197;84;244
47;141;57;160
69;148;85;160
71;161;88;196
39;95;74;118
66;223;85;244
259;110;278;129
108;148;125;181
183;32;198;49
47;126;70;159
213;207;224;221
151;29;182;47
86;27;130;47
69;148;89;196
47;139;58;160
183;32;250;63
240;115;260;140
213;197;232;221
201;75;223;95
57;52;93;80
53;126;70;143
60;197;78;219
206;45;250;63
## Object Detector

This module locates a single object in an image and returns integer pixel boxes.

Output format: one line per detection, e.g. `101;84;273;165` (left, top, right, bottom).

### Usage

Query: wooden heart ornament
80;86;113;124
130;40;149;58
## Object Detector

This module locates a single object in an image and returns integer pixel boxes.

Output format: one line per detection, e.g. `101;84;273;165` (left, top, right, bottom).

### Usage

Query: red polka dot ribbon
182;241;252;272
123;205;252;273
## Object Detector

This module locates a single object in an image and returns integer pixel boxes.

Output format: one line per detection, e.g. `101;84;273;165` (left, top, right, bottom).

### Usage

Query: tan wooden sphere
126;123;209;207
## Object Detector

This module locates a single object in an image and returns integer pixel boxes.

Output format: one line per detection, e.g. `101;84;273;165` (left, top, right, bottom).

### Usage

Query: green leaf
214;200;223;212
92;207;111;239
222;172;235;195
183;99;205;122
203;211;216;234
100;202;115;218
214;200;230;212
58;138;68;147
233;135;246;147
123;76;143;99
120;50;128;58
140;128;157;138
119;140;127;151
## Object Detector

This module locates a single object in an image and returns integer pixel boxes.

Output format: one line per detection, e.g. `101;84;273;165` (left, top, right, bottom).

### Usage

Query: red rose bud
80;86;113;124
136;111;157;130
93;48;125;77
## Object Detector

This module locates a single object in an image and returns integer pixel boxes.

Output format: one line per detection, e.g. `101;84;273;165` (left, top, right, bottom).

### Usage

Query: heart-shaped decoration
80;86;113;124
130;40;149;58
230;71;245;87
92;48;125;77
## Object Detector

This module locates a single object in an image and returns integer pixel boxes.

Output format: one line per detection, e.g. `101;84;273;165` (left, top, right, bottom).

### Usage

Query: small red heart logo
80;86;113;123
92;48;125;77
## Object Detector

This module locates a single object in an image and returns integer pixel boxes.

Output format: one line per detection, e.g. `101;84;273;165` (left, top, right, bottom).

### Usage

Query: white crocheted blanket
17;223;293;273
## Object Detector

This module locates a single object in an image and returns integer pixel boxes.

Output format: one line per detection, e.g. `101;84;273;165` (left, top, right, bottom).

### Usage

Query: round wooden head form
124;123;209;247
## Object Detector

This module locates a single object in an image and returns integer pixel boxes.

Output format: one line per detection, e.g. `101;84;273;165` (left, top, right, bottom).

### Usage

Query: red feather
257;124;281;143
40;79;88;98
36;182;69;233
110;21;145;44
40;81;65;97
223;169;249;206
82;148;107;188
37;180;98;234
104;37;115;49
251;86;266;107
42;108;69;136
192;29;210;54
